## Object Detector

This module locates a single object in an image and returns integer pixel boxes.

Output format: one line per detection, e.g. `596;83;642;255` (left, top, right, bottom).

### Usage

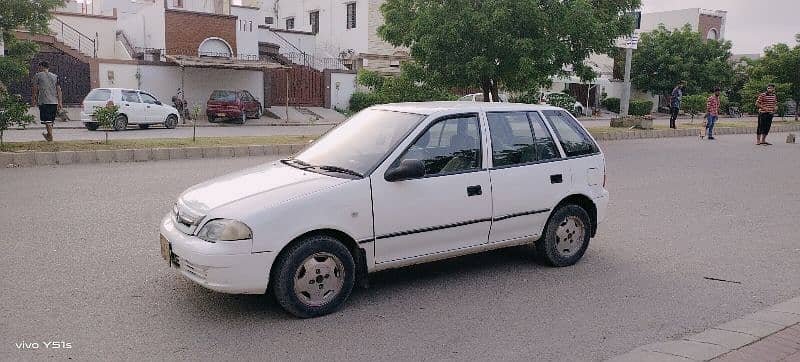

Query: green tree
1;0;64;87
631;25;733;98
378;0;640;102
681;94;707;119
0;90;34;146
740;76;791;116
749;35;800;120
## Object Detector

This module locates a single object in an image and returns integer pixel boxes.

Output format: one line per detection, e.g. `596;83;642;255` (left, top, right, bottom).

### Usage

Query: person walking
755;84;778;145
704;87;721;140
669;81;686;129
31;61;63;142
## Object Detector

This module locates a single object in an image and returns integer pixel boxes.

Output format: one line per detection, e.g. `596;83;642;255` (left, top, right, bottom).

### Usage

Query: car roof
372;101;563;115
92;88;151;93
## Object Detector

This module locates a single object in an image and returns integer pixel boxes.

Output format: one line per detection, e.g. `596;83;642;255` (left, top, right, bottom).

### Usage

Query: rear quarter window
541;110;599;157
85;89;112;101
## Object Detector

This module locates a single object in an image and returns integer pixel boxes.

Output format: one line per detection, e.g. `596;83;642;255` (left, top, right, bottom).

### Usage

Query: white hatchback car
81;88;180;131
160;102;609;318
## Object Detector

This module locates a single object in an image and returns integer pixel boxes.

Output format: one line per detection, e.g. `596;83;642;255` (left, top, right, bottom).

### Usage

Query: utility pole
620;47;633;116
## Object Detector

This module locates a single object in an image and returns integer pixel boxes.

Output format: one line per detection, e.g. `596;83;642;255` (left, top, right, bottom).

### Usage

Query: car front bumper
593;189;610;225
159;215;275;294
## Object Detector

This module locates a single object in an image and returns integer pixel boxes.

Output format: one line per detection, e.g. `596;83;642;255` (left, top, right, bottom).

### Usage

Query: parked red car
206;90;262;124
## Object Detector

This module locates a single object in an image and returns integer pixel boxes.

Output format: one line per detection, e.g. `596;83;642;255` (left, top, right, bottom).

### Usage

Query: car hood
178;161;349;215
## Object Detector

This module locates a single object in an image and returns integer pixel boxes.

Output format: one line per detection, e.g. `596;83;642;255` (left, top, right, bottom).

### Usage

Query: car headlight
196;219;253;242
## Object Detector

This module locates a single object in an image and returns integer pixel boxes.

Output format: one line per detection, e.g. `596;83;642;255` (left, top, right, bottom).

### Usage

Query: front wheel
534;204;592;267
164;115;178;129
272;235;355;318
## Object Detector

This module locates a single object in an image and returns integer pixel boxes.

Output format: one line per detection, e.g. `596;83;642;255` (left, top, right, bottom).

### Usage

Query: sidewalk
611;296;800;361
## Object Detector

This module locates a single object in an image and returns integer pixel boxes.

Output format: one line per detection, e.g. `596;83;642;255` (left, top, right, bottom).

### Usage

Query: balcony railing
49;17;97;58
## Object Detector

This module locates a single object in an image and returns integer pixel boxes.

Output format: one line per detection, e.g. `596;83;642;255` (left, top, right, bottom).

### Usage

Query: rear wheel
272;235;355;318
138;124;150;129
534;204;592;267
113;115;128;131
164;115;178;129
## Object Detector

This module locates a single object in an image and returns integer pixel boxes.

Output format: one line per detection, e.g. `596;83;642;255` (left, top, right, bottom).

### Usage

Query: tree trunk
490;81;500;103
105;131;109;144
480;78;492;103
1;129;4;146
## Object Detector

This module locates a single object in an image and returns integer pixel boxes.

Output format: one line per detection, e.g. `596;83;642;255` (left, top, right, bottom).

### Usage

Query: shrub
349;91;384;112
547;93;577;111
511;92;540;104
681;95;707;118
602;97;621;113
0;91;35;146
629;99;654;116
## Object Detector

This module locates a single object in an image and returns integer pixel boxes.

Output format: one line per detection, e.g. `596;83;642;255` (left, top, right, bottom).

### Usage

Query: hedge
602;97;620;113
629;100;654;116
349;92;384;112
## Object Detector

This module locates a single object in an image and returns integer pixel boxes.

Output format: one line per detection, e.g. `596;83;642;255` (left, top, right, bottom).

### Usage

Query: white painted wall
116;2;166;50
641;8;700;32
261;28;317;55
165;0;231;14
330;72;356;110
52;13;118;59
231;5;261;57
99;63;264;113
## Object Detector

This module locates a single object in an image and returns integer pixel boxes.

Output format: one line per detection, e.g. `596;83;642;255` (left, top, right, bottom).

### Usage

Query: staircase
47;17;97;58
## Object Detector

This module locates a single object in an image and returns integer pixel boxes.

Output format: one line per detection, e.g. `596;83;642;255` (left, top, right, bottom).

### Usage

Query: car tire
272;234;355;318
113;115;128;131
138;124;150;129
534;204;592;267
238;112;247;125
85;123;99;131
164;115;178;129
254;107;262;119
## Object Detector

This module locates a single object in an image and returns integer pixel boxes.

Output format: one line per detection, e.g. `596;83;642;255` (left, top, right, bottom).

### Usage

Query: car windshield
291;109;425;176
85;89;111;101
210;90;237;101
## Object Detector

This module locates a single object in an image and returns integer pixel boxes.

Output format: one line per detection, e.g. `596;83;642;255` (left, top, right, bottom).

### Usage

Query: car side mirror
385;159;425;182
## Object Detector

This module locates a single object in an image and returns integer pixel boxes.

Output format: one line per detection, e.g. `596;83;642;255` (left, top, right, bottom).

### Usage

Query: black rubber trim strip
357;238;374;244
376;218;492;240
494;208;551;222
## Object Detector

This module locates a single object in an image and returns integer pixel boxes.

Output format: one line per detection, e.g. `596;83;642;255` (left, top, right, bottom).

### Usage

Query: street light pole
620;47;633;116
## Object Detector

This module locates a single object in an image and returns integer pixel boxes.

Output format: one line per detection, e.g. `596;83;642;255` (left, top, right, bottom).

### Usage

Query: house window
346;3;356;29
172;0;183;8
706;28;719;40
286;17;295;30
310;11;320;34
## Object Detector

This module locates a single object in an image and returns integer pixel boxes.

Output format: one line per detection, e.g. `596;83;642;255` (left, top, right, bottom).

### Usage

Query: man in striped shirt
756;84;778;145
704;87;721;140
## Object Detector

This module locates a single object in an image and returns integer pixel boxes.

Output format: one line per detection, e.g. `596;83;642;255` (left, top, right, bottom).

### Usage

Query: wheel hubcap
555;216;585;258
293;252;345;307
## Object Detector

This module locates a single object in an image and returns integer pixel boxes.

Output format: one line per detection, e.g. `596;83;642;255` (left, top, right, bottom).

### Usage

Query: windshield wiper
315;165;364;178
281;158;312;169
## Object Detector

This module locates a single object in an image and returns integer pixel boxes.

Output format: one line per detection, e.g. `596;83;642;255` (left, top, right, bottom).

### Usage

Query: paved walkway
611;296;800;361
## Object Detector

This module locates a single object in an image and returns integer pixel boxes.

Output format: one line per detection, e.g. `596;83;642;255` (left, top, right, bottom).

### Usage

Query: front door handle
550;174;563;184
467;185;482;196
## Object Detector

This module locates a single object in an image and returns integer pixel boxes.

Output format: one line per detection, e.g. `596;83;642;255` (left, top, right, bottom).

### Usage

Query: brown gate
8;49;91;106
267;64;324;107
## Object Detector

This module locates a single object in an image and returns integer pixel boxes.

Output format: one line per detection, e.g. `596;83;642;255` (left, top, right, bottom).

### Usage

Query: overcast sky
640;0;798;54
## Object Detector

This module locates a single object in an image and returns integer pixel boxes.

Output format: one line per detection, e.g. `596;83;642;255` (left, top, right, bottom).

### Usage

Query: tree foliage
0;0;63;86
0;90;35;146
749;36;800;119
631;25;733;97
378;0;640;101
681;95;707;118
740;76;791;116
350;67;456;112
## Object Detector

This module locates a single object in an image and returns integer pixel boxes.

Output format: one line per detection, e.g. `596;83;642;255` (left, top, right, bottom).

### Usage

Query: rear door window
121;90;140;103
487;112;535;167
528;112;561;161
541;110;598;157
140;92;158;104
86;89;112;101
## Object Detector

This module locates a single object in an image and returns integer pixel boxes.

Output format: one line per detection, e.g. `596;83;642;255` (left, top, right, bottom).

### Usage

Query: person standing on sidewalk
31;61;63;142
755;84;778;145
669;81;686;129
704;87;721;140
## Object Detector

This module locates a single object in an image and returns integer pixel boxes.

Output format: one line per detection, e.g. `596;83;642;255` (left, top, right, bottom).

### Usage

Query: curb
592;124;800;141
1;143;307;169
609;296;800;361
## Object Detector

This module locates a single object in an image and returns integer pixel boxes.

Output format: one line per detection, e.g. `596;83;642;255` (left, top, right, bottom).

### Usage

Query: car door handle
124;104;130;107
467;185;482;196
550;174;563;184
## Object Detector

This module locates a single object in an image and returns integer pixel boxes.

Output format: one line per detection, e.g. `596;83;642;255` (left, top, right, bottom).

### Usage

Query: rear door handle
467;185;482;196
550;174;563;184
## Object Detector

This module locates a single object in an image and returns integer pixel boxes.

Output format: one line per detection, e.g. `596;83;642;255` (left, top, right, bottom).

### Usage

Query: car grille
173;255;208;281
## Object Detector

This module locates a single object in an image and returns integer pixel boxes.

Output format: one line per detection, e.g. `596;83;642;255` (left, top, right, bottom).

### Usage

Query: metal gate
8;50;91;106
267;64;324;107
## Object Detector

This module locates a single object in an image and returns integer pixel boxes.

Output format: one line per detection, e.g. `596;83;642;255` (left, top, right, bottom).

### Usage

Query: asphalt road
2;124;334;142
1;132;799;361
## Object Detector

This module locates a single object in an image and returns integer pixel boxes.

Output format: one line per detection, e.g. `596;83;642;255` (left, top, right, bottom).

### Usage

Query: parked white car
81;88;180;131
160;102;609;318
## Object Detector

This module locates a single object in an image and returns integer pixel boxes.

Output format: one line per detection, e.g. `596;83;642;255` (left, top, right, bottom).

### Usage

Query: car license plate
160;234;171;262
216;113;226;117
